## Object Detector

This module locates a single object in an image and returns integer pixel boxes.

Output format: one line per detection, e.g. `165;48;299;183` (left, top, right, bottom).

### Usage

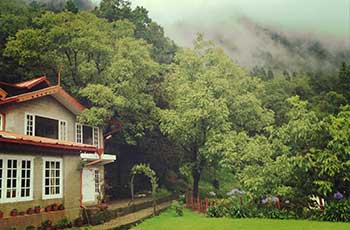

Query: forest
1;0;350;220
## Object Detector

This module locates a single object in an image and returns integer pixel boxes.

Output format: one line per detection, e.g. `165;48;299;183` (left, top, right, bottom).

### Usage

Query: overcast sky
128;0;349;37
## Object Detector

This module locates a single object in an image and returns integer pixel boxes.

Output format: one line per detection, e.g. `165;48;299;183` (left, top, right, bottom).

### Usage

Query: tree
159;36;272;198
4;11;134;94
65;0;79;13
95;0;177;63
78;37;160;144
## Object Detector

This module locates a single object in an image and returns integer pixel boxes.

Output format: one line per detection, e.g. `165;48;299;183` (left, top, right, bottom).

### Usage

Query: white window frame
25;113;67;140
95;169;100;193
76;123;83;144
93;127;100;147
25;113;35;136
76;124;99;147
0;155;34;203
59;120;68;141
0;113;4;131
42;157;63;200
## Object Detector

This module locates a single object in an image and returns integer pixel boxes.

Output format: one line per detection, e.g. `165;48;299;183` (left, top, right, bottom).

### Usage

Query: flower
209;191;216;197
285;200;290;204
227;188;246;196
334;192;344;200
271;196;279;203
261;198;269;204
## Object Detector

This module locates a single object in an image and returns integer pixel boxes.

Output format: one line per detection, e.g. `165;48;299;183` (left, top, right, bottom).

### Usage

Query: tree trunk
192;168;200;198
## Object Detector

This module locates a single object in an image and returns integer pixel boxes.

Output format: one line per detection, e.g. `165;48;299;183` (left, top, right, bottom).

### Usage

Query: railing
185;191;216;213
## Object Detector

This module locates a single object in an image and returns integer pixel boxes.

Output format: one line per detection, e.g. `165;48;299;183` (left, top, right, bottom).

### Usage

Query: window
43;158;62;199
35;116;58;139
25;114;34;136
59;121;67;141
93;127;99;147
0;114;4;130
76;124;99;147
25;114;67;140
76;124;82;143
95;170;100;193
0;156;33;203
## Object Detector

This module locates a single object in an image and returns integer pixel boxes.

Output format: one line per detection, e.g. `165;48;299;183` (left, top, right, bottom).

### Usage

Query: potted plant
18;211;25;216
26;208;34;215
34;206;41;214
58;204;65;210
56;217;70;229
0;210;3;219
73;217;83;227
10;209;17;217
51;203;58;211
41;220;52;230
45;205;52;212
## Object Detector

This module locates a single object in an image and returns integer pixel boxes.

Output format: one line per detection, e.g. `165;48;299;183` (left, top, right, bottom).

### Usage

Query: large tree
159;36;273;197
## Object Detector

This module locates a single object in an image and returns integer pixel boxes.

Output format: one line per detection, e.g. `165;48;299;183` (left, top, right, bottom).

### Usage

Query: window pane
35;116;59;139
83;126;93;145
44;160;61;196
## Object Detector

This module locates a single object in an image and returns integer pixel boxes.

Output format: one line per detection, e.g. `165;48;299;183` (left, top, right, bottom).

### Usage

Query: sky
129;0;349;37
90;0;349;38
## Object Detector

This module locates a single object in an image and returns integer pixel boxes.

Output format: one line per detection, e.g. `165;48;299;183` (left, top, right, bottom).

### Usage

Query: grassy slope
136;209;350;230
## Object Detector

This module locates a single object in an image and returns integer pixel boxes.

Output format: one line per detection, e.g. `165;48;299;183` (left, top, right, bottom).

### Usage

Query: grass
135;209;350;230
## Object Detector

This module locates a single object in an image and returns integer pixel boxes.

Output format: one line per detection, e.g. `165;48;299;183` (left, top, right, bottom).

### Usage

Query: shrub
56;217;71;229
41;220;53;230
227;206;250;218
207;205;227;218
321;200;350;222
25;226;35;230
171;201;184;216
260;208;296;220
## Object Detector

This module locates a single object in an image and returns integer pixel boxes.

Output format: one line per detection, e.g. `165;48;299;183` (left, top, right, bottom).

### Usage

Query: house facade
0;76;116;229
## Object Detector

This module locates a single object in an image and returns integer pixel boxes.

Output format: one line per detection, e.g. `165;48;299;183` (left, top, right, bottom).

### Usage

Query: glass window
25;114;34;136
93;127;99;147
0;156;33;203
59;121;67;141
43;159;62;199
76;124;82;143
95;170;100;193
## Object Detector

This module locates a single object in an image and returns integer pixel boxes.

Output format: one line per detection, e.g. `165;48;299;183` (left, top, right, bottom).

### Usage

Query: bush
171;201;184;216
227;206;250;218
156;188;172;199
25;226;35;230
259;208;296;220
321;200;350;222
207;205;227;218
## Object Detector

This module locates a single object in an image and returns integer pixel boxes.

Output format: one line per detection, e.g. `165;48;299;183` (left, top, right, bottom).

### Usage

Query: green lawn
135;209;350;230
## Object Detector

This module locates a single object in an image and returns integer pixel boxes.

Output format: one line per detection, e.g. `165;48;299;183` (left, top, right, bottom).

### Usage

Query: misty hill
166;16;349;75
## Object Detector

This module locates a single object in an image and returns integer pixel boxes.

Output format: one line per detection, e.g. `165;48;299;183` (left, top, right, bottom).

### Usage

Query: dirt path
90;201;172;230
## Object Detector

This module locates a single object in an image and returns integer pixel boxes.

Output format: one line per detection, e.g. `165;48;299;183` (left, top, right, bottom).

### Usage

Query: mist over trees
1;0;350;204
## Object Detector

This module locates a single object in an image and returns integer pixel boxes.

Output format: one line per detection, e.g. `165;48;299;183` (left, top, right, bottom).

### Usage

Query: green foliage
65;0;79;13
171;201;184;217
207;205;227;218
131;163;158;198
321;200;350;222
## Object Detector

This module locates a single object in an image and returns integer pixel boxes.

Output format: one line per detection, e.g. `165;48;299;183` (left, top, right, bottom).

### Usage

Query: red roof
0;130;99;153
0;84;85;115
0;76;50;89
